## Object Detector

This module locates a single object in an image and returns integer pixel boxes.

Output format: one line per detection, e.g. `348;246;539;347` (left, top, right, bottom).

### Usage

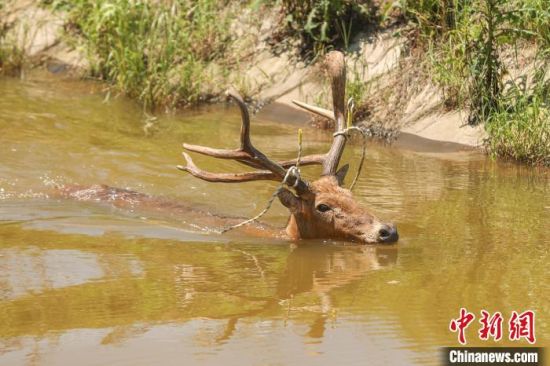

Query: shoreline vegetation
0;0;548;166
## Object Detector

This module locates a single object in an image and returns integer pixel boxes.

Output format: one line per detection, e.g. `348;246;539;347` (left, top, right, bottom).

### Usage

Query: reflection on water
0;248;106;300
0;75;548;365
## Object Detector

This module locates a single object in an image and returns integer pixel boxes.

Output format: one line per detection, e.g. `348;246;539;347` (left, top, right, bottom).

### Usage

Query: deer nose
378;224;398;243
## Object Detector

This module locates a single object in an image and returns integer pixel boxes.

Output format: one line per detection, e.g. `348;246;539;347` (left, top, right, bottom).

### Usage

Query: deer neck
285;215;300;240
285;214;315;240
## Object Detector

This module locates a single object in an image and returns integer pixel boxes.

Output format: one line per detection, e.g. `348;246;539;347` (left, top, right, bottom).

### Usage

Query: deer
177;51;398;244
57;51;397;243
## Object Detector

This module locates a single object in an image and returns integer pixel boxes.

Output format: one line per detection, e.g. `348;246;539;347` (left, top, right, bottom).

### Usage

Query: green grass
346;71;370;108
400;0;550;165
276;0;378;57
46;0;234;110
0;43;26;76
276;0;548;165
485;84;549;166
0;21;26;76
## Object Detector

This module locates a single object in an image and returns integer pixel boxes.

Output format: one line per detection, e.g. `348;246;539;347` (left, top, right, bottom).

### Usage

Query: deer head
178;51;398;244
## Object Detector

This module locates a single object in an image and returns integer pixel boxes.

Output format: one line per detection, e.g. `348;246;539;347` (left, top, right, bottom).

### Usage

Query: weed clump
276;0;379;57
485;75;550;166
0;23;26;76
401;0;550;165
49;0;233;109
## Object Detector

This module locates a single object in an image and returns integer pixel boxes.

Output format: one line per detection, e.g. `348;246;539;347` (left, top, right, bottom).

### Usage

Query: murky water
0;74;548;365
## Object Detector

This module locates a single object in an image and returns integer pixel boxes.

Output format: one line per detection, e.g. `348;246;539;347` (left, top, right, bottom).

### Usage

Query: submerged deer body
178;51;398;244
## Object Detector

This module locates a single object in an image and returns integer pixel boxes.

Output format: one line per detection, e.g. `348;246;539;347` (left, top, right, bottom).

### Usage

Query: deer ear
277;188;301;212
335;164;350;186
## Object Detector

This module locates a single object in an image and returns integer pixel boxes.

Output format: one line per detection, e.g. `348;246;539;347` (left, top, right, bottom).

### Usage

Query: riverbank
1;0;548;165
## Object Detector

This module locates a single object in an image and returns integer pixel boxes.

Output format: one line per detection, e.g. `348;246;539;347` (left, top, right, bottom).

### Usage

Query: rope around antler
220;97;366;234
333;98;367;191
334;126;367;191
220;129;304;234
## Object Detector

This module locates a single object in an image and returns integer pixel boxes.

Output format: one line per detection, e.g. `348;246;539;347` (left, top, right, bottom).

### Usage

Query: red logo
450;309;536;345
509;310;536;344
478;310;503;341
449;308;475;345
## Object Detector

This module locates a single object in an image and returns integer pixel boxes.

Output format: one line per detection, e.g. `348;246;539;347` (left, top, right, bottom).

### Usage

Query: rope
219;96;367;234
220;129;304;234
334;126;367;191
335;95;367;192
219;186;282;234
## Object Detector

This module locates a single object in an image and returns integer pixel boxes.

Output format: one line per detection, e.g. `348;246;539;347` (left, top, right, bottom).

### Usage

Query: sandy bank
0;0;486;149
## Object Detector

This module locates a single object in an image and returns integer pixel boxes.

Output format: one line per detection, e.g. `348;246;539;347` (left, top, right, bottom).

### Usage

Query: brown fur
54;184;285;238
56;175;398;244
279;175;397;244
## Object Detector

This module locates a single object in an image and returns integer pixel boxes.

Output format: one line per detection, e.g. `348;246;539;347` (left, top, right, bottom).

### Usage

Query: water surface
0;74;548;365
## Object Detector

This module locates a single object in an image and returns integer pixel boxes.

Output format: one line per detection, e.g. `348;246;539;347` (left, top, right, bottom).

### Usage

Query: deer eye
316;203;331;212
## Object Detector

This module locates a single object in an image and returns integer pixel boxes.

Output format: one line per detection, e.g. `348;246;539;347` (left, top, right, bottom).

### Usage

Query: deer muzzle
377;223;399;243
357;221;399;244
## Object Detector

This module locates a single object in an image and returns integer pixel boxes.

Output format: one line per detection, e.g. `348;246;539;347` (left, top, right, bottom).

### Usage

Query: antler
178;88;324;194
292;51;348;176
178;51;349;192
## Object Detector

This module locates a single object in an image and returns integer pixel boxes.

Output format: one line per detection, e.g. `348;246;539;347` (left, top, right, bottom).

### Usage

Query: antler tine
279;154;325;168
178;152;278;182
178;152;324;184
182;144;249;159
183;145;325;169
289;51;348;176
179;89;316;194
224;89;287;179
322;51;347;176
291;100;335;122
226;87;253;152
